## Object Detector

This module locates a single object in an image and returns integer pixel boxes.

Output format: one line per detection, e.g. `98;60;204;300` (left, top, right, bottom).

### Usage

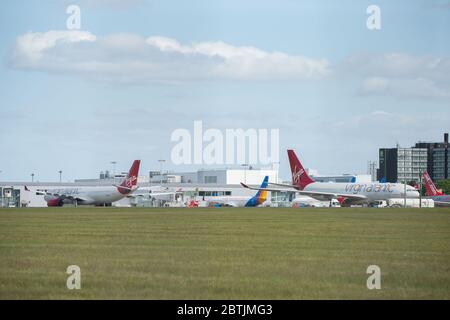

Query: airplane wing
268;182;299;189
29;188;90;202
292;190;367;202
44;192;90;202
61;195;91;202
240;182;297;193
113;185;139;192
432;200;450;207
240;183;368;202
46;192;90;202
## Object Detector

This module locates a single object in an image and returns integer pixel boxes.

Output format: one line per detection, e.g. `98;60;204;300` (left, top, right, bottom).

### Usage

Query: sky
0;0;449;182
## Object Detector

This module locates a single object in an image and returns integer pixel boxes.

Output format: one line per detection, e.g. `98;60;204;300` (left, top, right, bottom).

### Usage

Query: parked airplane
242;149;420;206
207;176;270;207
25;160;141;207
423;170;450;207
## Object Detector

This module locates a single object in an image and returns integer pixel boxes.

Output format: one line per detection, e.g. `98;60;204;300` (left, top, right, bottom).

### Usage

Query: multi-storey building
415;133;449;181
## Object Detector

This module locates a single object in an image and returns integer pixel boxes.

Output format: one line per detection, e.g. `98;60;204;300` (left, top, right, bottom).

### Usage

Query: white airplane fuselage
43;186;131;206
303;182;420;203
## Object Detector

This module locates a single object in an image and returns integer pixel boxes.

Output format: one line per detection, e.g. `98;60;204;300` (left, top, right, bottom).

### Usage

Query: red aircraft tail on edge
423;170;444;196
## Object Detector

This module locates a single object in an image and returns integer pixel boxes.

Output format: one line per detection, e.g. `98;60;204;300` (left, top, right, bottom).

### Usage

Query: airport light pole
31;173;34;182
58;170;62;183
158;160;165;185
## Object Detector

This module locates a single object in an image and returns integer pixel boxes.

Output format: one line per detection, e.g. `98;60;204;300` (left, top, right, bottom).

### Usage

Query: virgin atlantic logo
292;166;304;184
125;176;137;188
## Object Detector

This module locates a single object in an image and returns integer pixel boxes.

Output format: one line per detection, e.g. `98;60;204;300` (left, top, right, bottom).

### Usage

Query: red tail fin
118;160;140;194
423;170;444;196
288;149;314;190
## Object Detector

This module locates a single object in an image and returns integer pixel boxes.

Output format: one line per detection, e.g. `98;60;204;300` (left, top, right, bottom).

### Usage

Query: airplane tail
117;160;141;194
423;170;444;196
287;149;314;190
255;176;269;202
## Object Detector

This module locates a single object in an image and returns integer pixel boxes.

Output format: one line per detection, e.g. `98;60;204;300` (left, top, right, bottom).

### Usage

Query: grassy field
0;207;449;300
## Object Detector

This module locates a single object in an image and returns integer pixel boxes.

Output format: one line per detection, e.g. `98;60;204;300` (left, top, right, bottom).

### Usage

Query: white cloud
323;110;450;149
360;77;389;92
360;77;450;99
10;31;330;84
12;31;96;67
347;53;450;99
348;53;449;79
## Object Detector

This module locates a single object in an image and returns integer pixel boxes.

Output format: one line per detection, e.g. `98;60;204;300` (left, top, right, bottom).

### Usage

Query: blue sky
0;0;449;182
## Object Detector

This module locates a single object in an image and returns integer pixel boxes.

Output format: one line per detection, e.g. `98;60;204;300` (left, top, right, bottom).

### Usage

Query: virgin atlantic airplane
242;150;420;207
26;160;141;206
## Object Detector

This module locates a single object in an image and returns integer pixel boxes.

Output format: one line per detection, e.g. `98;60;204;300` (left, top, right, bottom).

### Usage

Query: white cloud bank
347;53;450;99
10;30;331;83
10;31;449;99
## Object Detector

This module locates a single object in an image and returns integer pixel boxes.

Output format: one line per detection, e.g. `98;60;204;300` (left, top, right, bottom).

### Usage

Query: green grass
0;207;449;299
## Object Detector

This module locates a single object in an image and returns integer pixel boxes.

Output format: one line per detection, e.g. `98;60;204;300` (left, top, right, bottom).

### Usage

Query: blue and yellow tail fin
244;176;270;207
255;176;269;203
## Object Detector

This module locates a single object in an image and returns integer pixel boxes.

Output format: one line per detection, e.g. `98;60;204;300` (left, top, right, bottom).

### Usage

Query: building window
199;190;232;196
204;176;218;184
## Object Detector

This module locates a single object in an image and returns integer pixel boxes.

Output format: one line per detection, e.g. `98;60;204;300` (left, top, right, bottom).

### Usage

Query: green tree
436;179;450;195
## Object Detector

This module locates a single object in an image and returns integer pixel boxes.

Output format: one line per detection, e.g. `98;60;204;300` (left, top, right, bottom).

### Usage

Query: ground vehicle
373;199;434;208
292;197;341;208
329;199;341;207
